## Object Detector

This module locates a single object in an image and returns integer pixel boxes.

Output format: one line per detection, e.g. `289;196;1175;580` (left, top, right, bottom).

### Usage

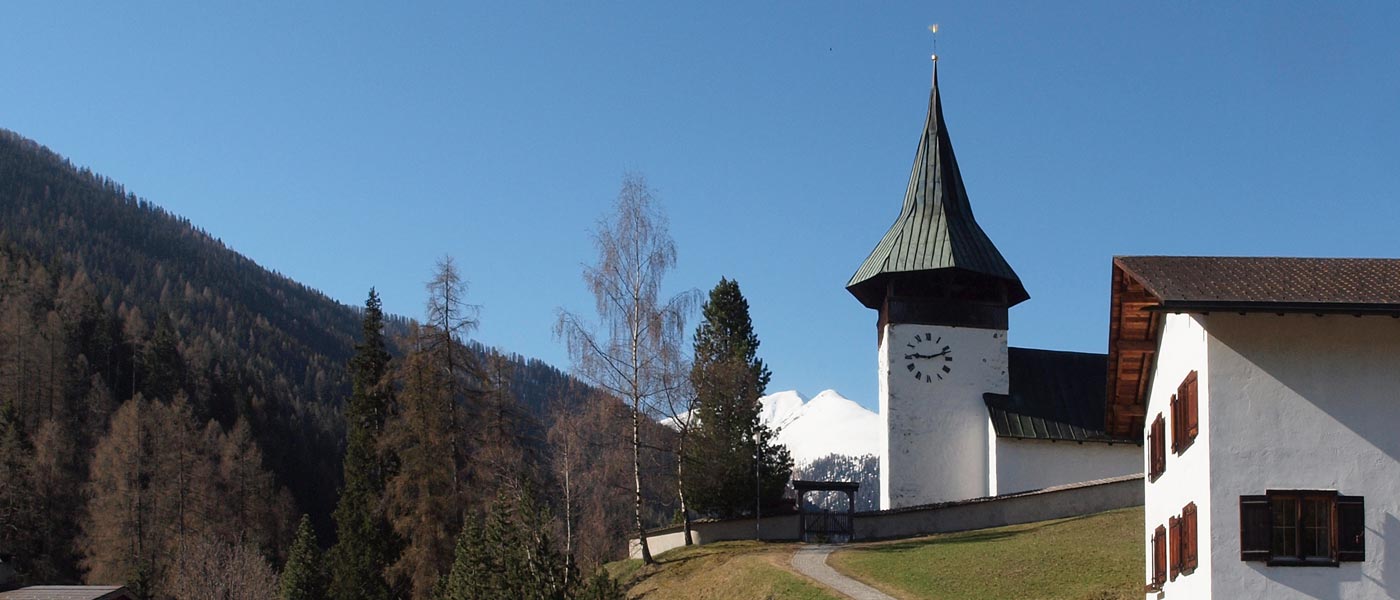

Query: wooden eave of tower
1104;258;1165;439
847;68;1028;312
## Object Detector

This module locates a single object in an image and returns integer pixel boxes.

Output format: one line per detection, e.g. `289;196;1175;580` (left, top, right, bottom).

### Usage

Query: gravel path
790;545;897;600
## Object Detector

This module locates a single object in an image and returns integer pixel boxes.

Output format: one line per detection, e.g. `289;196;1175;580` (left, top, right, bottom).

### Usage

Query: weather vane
928;24;939;64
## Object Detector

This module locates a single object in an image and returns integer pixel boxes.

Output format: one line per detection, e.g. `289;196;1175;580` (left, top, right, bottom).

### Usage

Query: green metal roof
984;347;1139;444
847;70;1027;309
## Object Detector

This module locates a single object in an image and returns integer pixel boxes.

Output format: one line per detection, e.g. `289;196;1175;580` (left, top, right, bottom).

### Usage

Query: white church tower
847;66;1029;510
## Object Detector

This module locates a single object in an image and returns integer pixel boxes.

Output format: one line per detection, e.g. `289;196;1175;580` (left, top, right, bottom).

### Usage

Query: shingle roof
0;587;134;600
1114;256;1400;312
984;347;1138;443
847;70;1027;309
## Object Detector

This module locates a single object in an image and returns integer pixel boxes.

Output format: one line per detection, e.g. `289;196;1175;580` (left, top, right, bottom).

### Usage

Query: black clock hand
904;349;951;360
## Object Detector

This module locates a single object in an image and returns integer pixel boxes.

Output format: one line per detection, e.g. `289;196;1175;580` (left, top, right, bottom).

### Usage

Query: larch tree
382;258;482;599
555;174;694;564
328;289;399;600
684;278;792;519
81;395;159;597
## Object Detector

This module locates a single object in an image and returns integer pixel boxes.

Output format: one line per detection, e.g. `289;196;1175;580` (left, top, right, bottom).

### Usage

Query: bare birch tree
555;174;694;565
657;358;697;547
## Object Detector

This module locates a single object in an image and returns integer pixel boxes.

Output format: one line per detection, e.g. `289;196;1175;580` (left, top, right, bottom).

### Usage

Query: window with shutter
1183;502;1198;572
1149;414;1166;481
1240;491;1363;565
1169;515;1181;580
1152;524;1167;588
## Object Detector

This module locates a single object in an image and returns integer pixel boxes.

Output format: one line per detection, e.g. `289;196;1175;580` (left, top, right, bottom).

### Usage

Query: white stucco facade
991;436;1141;497
1144;313;1400;599
880;323;1006;509
1142;313;1213;599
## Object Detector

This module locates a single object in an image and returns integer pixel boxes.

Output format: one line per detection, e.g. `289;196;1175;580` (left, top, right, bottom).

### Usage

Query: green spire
847;68;1027;310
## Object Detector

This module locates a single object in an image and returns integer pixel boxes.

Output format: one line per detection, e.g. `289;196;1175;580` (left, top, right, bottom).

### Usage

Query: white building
1104;256;1400;599
847;69;1140;511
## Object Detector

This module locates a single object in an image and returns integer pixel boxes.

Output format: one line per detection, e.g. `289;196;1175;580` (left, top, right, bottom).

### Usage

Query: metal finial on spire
928;24;939;64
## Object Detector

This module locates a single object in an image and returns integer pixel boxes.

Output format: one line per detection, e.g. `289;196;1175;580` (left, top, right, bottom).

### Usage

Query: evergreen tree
685;278;792;518
0;401;40;585
279;515;327;600
328;289;398;600
440;489;583;600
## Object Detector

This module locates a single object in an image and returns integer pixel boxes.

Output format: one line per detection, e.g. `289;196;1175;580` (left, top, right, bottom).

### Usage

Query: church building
847;68;1140;511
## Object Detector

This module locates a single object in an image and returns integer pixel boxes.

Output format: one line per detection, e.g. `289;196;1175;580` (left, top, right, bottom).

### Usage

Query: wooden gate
792;480;860;543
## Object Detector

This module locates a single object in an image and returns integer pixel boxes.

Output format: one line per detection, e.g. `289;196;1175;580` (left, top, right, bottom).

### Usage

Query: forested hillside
0;129;650;589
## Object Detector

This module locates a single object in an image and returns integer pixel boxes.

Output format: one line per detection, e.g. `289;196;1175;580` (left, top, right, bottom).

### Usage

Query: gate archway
793;480;859;543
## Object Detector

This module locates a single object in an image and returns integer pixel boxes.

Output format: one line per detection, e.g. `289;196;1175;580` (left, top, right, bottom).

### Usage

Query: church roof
847;69;1028;309
984;347;1138;444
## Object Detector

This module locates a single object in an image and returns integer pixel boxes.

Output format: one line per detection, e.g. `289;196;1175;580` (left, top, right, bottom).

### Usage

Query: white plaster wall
994;437;1141;496
1143;313;1213;600
881;323;1006;509
1205;314;1400;600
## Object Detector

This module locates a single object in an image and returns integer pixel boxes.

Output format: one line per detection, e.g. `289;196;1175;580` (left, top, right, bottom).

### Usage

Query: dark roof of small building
846;69;1027;309
985;347;1138;444
0;587;135;600
1114;256;1400;312
792;480;861;492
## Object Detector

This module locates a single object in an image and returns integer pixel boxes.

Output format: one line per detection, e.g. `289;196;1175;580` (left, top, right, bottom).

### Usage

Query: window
1149;414;1166;481
1240;491;1365;565
1167;502;1198;581
1151;524;1167;589
1171;371;1198;454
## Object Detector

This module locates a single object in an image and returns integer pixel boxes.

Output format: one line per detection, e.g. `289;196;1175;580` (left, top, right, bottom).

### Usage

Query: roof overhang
1104;259;1165;439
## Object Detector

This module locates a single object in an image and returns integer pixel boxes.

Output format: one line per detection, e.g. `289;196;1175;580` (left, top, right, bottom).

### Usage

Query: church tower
847;67;1028;510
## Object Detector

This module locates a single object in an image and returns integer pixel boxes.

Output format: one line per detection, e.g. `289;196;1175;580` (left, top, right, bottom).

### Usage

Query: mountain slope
0;129;591;532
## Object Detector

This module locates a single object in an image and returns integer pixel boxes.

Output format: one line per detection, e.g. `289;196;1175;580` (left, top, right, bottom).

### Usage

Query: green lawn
608;540;841;600
828;508;1144;600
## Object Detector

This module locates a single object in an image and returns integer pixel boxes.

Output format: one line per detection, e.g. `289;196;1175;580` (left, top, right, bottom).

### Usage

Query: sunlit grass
829;508;1143;600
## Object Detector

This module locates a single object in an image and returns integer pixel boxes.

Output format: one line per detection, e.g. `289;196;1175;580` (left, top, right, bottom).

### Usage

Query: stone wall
630;474;1142;559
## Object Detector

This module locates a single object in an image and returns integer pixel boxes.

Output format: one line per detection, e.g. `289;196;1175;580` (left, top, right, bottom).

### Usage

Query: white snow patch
659;389;880;466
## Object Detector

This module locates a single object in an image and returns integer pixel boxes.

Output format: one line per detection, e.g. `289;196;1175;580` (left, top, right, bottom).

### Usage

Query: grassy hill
611;508;1142;600
609;541;840;600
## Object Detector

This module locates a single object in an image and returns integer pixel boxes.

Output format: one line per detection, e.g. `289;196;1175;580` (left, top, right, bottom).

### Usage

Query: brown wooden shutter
1153;524;1167;586
1338;495;1365;562
1183;502;1198;571
1147;425;1158;479
1169;516;1182;580
1240;495;1270;561
1150;414;1166;479
1184;371;1199;442
1169;393;1181;453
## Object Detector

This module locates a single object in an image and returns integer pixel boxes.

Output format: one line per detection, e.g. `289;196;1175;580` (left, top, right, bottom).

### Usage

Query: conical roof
846;69;1028;310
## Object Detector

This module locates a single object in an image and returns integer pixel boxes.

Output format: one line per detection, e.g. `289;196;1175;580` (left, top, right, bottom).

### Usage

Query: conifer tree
279;515;327;600
685;278;792;518
328;289;398;600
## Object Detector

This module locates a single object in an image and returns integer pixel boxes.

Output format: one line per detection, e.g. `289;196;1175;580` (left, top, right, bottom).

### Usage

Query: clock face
903;332;953;384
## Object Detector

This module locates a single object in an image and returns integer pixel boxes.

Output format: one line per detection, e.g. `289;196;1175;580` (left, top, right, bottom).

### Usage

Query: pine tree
279;515;327;600
685;278;792;518
328;289;398;600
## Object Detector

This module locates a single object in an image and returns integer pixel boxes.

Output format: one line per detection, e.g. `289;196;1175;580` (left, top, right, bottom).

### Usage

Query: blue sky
3;3;1398;411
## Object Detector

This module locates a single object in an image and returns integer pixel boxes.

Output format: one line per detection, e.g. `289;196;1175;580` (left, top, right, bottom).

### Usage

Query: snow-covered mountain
660;389;880;466
759;390;879;466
